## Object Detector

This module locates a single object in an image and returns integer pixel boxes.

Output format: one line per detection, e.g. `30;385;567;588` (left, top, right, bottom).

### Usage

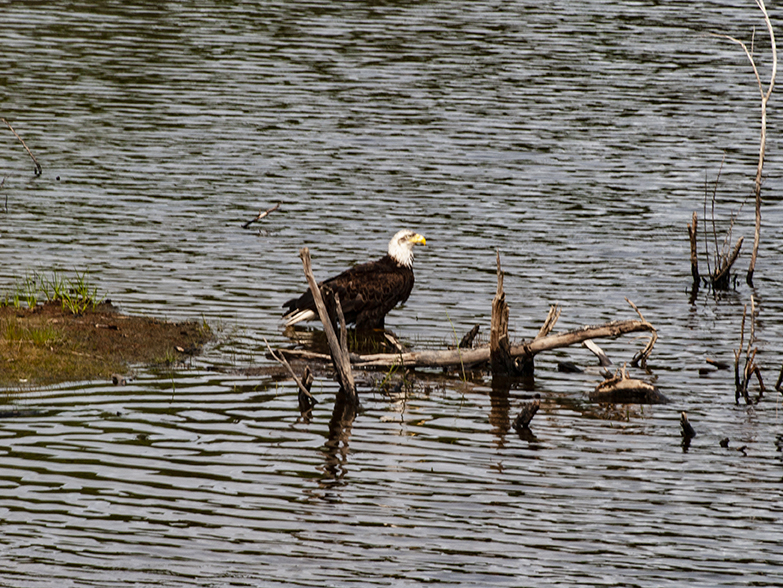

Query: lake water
2;1;783;586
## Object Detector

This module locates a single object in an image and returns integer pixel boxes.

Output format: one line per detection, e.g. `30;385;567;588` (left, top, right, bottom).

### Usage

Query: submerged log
590;365;669;404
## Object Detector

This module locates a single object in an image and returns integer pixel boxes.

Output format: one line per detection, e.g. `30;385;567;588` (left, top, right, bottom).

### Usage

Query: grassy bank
0;272;212;388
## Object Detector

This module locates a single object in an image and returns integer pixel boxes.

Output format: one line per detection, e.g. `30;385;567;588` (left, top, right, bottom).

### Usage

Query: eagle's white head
388;230;426;268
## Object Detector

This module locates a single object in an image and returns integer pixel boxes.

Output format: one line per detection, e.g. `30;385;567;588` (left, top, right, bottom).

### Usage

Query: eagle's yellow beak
412;234;426;246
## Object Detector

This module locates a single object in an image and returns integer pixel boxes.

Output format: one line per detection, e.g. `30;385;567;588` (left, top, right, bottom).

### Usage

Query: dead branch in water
687;212;699;288
512;400;540;431
734;295;765;404
583;339;612;367
711;0;777;286
1;118;41;176
242;202;280;229
458;325;480;349
299;247;357;405
264;337;318;414
590;363;668;404
276;307;656;372
490;250;524;376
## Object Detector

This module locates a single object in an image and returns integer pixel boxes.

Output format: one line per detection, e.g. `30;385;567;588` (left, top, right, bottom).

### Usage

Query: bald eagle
282;229;426;330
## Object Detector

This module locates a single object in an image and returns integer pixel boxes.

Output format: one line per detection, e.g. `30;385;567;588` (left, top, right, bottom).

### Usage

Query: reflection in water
489;375;538;448
320;389;357;485
489;376;513;447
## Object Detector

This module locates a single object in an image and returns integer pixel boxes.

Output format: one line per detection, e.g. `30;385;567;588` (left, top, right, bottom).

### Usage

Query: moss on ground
0;301;212;389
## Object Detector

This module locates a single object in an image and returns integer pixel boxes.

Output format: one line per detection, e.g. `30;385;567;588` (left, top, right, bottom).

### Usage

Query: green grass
1;269;105;315
4;321;61;347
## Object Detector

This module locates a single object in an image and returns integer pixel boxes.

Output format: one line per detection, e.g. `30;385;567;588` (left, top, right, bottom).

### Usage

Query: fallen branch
276;311;656;371
2;118;41;176
299;247;357;404
242;202;280;229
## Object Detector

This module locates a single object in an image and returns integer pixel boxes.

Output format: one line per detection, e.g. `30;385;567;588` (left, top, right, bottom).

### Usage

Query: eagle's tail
282;308;317;327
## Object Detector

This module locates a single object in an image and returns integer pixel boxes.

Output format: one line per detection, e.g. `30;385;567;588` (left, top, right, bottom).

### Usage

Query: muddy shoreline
0;301;212;388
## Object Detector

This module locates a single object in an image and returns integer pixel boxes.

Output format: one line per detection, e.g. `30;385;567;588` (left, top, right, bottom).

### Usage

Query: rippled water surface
3;1;783;586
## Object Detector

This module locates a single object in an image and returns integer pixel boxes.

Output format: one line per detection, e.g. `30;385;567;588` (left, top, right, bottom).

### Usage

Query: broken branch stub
687;211;700;288
490;251;527;376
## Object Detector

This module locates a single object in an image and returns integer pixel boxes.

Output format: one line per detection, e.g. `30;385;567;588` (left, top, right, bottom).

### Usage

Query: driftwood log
276;315;656;371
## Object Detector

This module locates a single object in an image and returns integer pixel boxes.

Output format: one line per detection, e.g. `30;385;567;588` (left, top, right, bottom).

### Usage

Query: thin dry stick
712;0;777;286
264;337;318;405
1;118;41;176
688;211;700;286
625;298;658;367
242;202;280;229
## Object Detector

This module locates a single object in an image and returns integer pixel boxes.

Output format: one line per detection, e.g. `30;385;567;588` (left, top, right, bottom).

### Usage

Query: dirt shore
0;301;212;388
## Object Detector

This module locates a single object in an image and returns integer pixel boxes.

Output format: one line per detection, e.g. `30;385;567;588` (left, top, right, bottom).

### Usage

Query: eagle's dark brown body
282;254;414;329
282;230;425;330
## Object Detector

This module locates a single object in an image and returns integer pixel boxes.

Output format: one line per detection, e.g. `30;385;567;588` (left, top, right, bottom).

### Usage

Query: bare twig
625;298;658;367
1;118;41;176
242;202;280;229
264;337;318;408
712;237;744;289
711;0;777;285
734;295;762;404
